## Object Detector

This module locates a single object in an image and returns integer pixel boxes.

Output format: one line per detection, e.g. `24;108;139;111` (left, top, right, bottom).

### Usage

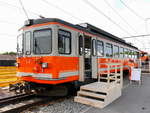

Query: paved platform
84;74;150;113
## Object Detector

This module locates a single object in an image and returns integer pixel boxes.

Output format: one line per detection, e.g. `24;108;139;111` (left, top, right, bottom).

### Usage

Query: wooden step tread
80;82;118;93
74;96;104;108
78;91;106;99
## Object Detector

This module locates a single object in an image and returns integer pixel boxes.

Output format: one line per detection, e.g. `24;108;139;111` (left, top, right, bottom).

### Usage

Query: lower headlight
15;63;19;67
42;63;48;68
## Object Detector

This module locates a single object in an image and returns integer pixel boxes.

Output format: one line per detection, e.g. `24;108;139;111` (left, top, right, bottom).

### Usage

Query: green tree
1;52;16;55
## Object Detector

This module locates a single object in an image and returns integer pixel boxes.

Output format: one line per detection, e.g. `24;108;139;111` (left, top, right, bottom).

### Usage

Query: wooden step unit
74;63;123;108
74;82;121;108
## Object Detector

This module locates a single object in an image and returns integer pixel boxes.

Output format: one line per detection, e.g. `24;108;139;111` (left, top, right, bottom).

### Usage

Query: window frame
119;47;124;58
124;48;128;58
33;28;52;55
131;50;135;59
97;40;104;57
128;49;132;58
136;51;140;59
17;33;24;55
79;35;84;55
105;43;113;57
113;45;119;58
24;31;31;55
58;29;71;55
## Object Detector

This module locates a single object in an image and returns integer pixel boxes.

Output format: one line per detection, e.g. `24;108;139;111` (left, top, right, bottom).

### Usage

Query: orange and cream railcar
16;18;139;90
140;51;149;62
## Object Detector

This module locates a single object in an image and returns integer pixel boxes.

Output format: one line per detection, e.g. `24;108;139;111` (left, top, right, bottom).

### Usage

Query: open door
92;37;98;79
78;34;98;81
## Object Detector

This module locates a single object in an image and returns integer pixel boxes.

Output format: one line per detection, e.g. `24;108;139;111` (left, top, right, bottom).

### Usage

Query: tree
0;52;16;55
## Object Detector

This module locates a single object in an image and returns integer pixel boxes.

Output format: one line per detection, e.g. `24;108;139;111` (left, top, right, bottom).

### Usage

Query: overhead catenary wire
0;0;40;17
82;0;146;50
41;0;85;23
119;0;147;49
119;0;145;20
122;34;150;39
104;0;137;34
0;0;147;51
104;0;146;49
19;0;29;19
82;0;132;36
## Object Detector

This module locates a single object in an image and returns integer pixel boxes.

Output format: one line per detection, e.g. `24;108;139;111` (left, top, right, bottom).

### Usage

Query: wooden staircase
74;63;123;108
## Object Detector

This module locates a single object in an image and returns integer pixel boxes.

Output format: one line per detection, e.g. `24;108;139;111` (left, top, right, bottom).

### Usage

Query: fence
0;66;16;75
98;62;123;89
0;66;18;87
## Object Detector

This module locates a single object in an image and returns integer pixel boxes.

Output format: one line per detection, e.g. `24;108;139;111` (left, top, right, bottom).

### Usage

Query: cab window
58;29;71;54
34;29;52;54
25;31;31;55
17;34;24;55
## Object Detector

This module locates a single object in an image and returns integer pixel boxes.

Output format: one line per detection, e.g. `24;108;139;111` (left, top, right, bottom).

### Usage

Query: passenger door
92;37;98;79
78;33;85;81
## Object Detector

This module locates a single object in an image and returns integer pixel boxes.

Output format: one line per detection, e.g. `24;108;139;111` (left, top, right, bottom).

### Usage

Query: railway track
0;86;76;113
0;93;44;113
0;93;34;105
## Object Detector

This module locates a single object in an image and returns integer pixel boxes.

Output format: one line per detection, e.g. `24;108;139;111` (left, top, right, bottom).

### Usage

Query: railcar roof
23;18;138;50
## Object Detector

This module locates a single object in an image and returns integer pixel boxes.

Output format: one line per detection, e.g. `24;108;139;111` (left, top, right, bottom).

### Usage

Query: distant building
0;55;16;66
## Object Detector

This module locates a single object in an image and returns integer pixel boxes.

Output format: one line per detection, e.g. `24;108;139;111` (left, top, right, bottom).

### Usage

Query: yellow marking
0;66;21;87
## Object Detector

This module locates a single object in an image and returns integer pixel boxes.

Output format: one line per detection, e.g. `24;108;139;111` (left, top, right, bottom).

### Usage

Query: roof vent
24;19;33;26
78;23;88;28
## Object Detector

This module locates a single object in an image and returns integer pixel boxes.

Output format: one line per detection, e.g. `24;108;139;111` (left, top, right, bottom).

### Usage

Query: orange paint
98;58;137;77
17;56;79;83
21;75;79;85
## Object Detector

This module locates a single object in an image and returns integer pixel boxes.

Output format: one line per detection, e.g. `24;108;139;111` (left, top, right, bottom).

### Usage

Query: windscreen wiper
34;38;41;54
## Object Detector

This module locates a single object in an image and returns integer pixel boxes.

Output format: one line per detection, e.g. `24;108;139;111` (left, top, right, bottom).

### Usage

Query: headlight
42;63;48;68
15;63;19;67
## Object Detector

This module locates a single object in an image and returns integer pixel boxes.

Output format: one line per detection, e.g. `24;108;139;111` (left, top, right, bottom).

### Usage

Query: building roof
0;55;16;61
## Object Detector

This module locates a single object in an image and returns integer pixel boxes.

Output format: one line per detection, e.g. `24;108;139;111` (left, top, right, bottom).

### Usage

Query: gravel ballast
24;97;90;113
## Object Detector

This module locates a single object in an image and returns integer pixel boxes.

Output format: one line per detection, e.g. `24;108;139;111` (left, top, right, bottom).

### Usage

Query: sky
0;0;150;53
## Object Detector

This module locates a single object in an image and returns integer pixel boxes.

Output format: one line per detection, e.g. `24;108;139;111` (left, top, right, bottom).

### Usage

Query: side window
129;50;132;58
106;43;113;57
79;35;83;55
132;51;135;59
136;52;140;59
124;48;128;58
17;34;24;55
120;47;124;58
25;31;31;55
114;45;119;58
97;40;104;57
58;29;71;54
